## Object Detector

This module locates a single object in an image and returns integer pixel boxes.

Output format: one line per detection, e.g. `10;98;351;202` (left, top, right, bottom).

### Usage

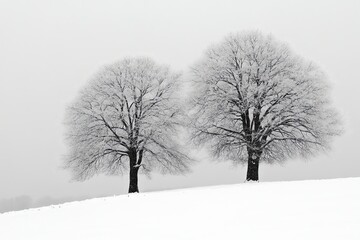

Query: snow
1;178;359;240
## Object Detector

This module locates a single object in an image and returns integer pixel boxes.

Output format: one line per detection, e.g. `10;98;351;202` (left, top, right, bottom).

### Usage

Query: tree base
246;155;259;181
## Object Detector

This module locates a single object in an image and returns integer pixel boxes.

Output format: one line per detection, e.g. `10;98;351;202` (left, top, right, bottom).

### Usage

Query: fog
1;0;360;212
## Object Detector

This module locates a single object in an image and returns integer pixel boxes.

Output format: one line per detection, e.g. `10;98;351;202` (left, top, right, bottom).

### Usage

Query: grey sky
1;0;360;206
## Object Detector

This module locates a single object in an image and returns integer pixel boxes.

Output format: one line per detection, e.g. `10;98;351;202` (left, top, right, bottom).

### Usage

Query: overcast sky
1;0;360;208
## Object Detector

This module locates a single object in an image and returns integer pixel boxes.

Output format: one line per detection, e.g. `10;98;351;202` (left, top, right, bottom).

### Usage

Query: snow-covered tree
190;31;341;181
65;58;191;193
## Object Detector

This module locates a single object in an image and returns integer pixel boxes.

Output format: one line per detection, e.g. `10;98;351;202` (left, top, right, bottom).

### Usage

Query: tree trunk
246;151;260;181
128;149;139;193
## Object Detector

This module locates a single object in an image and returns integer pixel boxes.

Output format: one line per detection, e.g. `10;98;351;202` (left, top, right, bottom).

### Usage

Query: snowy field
1;178;359;240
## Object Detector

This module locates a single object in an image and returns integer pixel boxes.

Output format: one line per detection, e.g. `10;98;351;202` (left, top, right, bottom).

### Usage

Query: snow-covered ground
1;178;359;240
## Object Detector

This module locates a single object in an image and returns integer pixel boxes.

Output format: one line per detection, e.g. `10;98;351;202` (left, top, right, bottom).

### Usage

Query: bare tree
65;58;191;193
190;31;341;181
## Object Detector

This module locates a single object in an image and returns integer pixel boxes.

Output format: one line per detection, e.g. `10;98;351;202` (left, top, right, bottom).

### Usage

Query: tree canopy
190;31;341;180
65;58;191;192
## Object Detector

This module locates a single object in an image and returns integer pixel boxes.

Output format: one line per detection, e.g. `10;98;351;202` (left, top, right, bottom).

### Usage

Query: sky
1;0;360;210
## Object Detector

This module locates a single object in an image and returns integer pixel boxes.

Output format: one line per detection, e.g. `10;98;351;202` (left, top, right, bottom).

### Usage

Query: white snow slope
1;178;359;240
